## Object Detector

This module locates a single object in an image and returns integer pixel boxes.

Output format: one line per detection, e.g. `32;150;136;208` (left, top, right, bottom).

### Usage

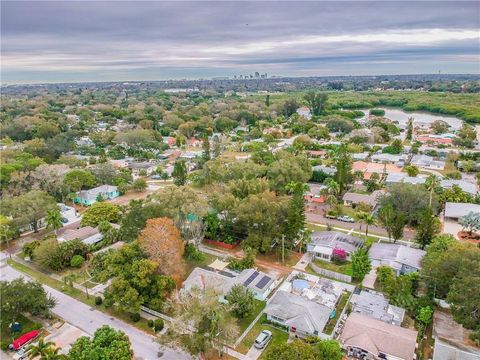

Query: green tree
226;284;255;318
1;190;57;232
404;165;419;177
0;278;56;322
458;211;480;235
315;339;343;360
415;208;441;249
358;212;375;240
45;209;63;235
27;339;56;359
68;326;132;360
438;184;473;204
202;136;211;162
264;340;318;360
425;175;440;208
81;202;121;227
132;178;147;192
334;147;352;194
172;159;188;186
0;215;17;254
304;91;328;116
283;182;307;249
351;249;371;280
64;169;96;192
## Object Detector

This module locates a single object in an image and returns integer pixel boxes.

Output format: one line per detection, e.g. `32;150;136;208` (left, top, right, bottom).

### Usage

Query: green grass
313;259;353;276
236;314;289;355
323;292;350;335
236;300;266;333
1;314;42;351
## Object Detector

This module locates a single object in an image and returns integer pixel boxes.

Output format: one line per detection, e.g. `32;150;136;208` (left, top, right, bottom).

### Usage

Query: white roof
444;202;480;219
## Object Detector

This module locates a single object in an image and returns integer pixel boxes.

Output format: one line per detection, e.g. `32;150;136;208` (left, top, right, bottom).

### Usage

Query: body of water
359;107;463;130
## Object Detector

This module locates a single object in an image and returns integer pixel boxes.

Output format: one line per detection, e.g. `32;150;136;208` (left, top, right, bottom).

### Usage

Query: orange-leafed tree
138;217;186;284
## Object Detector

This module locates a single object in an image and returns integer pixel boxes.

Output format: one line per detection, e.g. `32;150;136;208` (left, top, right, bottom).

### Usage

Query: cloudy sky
1;1;479;83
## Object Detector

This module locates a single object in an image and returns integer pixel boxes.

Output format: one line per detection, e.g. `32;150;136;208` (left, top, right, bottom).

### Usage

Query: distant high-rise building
255;72;260;78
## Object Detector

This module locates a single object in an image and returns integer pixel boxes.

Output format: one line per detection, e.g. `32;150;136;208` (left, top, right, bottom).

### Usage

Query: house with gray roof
58;226;103;245
444;202;480;220
74;185;119;206
342;190;384;209
307;231;364;262
371;153;408;165
312;165;336;175
411;154;446;170
440;179;477;195
368;243;425;275
264;290;331;338
350;289;405;326
385;172;426;186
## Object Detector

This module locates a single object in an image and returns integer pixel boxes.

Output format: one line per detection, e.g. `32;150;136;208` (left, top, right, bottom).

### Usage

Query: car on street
337;215;355;223
254;330;272;349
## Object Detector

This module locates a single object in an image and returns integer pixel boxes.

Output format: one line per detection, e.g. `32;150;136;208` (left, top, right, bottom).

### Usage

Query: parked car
13;347;30;360
151;175;161;179
254;330;272;349
61;217;68;223
337;215;355;223
325;213;337;219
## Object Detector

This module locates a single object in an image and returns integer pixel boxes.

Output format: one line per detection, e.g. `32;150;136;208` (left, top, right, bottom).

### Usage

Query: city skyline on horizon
1;1;479;84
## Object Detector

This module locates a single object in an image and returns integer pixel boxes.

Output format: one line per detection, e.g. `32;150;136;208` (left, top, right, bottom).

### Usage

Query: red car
11;330;40;351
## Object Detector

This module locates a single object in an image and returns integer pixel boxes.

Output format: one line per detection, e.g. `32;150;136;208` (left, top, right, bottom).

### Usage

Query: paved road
0;263;190;360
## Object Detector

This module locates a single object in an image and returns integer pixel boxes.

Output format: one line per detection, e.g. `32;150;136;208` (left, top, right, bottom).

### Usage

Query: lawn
236;300;266;334
236;314;289;355
313;259;353;276
1;313;42;351
323;291;350;335
184;252;219;277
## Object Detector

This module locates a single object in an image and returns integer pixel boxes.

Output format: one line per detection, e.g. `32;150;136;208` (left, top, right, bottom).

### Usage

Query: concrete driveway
0;261;190;360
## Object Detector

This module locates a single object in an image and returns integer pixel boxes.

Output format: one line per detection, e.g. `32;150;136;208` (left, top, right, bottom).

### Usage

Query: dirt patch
457;231;480;243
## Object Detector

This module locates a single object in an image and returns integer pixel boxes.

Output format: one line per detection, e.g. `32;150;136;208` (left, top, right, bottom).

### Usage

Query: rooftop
445;202;480;219
368;243;425;270
309;231;365;255
350;289;405;326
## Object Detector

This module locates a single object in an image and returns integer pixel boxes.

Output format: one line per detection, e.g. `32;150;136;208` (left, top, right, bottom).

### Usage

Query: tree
69;325;132;360
351;249;371;280
31;164;69;199
458;211;480;235
390;211;407;243
431;120;449;134
226;284;255;318
264;340;317;360
415;208;441;249
172;159;187;186
166;287;239;358
64;169;96;192
0;278;56;322
315;339;343;360
283;182;307;249
334;148;352;194
405;117;413;141
138;218;186;284
358;212;375;240
132;178;147;192
425;175;440;208
2;190;57;232
45;209;63;235
0;215;17;252
416;306;433;334
439;184;473;204
80;202;121;227
304;91;328;116
323;178;340;198
27;339;56;359
282;99;299;117
404;165;419;177
202;136;211;162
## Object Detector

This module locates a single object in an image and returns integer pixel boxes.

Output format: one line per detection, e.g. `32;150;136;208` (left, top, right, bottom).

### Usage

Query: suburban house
339;312;417;360
265;290;331;338
385;175;478;195
350;289;405;326
415;133;455;145
352;152;369;161
307;150;327;158
57;226;103;245
342;190;384;209
127;161;157;177
296;107;312;120
264;271;353;338
370;153;408;165
182;266;276;301
305;183;328;205
440;179;477;196
410;154;446;170
312;165;336;176
74;185;119;206
368;243;426;275
432;311;480;360
385;173;426;186
352;161;402;180
444;202;480;221
307;231;365;262
186;137;203;147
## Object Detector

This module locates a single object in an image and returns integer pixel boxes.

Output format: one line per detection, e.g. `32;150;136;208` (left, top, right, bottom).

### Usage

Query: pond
360;107;464;130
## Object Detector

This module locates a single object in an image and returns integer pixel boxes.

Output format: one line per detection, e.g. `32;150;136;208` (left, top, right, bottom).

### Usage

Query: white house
368;243;425;275
307;231;364;262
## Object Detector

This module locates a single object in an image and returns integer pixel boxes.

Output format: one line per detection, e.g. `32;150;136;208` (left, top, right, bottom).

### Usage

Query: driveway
0;262;190;360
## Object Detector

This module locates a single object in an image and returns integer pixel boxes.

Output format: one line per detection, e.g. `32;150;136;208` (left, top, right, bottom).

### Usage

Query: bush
35;238;88;271
148;319;154;328
370;109;386;116
130;313;141;322
70;255;85;268
153;319;164;332
22;240;40;258
95;296;103;306
184;243;205;261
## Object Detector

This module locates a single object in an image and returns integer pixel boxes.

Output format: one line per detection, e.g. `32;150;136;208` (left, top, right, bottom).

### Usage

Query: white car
13;347;30;360
337;215;355;223
254;330;272;349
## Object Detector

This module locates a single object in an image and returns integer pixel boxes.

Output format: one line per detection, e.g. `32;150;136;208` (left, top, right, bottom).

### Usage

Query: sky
1;1;479;84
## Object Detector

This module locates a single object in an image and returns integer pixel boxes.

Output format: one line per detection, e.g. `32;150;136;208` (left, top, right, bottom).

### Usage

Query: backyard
323;291;351;335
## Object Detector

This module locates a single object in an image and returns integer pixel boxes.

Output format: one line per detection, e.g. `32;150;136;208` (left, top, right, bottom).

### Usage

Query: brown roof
59;226;99;242
340;313;417;360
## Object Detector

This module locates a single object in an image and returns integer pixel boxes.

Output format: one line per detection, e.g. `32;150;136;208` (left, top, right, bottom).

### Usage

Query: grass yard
236;314;289;355
184;252;219;278
236;300;266;334
1;314;42;351
313;259;353;276
323;291;350;335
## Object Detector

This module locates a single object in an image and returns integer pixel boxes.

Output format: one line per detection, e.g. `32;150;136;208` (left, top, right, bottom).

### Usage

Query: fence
309;262;352;283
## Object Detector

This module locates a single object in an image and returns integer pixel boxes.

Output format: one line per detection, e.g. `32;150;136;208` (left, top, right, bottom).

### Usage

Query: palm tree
27;339;55;359
425;175;440;208
41;346;67;360
323;178;340;198
45;209;63;235
359;212;375;240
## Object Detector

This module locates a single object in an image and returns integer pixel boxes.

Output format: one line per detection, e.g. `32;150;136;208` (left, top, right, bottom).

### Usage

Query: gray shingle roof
309;231;364;254
368;243;425;270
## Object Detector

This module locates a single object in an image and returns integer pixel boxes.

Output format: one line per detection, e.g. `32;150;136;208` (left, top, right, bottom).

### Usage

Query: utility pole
282;235;285;264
